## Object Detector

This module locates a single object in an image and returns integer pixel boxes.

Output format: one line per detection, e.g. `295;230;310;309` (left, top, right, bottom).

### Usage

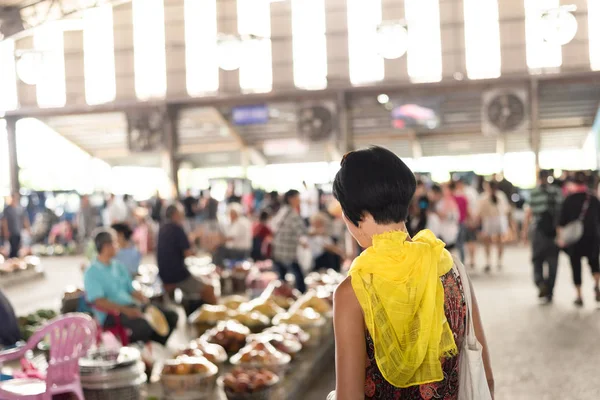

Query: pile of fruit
202;320;251;355
176;339;228;365
161;356;216;376
221;367;278;396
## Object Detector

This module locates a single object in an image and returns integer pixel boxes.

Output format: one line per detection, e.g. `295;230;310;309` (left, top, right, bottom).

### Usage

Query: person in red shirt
450;181;470;264
251;211;273;261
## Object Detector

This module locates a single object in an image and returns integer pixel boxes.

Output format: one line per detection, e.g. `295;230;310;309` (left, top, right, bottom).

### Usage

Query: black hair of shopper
574;171;588;185
259;210;270;222
165;203;180;221
111;222;133;241
448;181;457;191
489;181;499;204
284;190;300;205
431;184;442;194
94;230;114;253
333;146;416;227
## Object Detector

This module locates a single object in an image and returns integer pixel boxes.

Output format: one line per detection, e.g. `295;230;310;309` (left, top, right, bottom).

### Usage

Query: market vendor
212;203;252;268
84;229;178;345
156;204;217;304
2;193;30;258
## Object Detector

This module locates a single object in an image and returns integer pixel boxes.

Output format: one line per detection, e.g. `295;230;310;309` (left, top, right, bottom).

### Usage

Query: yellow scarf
349;229;457;388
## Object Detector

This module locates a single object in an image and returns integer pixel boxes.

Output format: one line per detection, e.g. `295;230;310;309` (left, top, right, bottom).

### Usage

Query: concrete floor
3;246;600;400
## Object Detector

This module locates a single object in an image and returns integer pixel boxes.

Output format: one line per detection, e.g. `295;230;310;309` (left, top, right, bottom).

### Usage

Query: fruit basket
229;342;291;377
176;339;228;366
160;356;218;399
218;368;280;400
201;320;251;355
272;308;326;348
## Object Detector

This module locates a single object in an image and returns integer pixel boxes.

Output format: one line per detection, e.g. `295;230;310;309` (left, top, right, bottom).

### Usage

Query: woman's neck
370;223;408;236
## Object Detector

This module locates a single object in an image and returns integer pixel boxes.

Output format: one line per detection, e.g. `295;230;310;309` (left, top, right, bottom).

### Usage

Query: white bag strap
451;255;477;347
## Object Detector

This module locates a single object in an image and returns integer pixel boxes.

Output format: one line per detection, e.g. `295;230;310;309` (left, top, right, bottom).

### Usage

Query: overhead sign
231;104;269;126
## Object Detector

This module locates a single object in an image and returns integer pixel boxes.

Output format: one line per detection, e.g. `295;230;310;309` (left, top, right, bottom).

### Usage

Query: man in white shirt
300;181;320;223
212;203;252;267
106;194;128;225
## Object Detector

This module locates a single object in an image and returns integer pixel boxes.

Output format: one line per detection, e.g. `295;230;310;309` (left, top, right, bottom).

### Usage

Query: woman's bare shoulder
334;277;361;313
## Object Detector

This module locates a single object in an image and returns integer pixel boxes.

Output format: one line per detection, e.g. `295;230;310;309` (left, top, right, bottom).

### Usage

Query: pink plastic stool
0;313;96;400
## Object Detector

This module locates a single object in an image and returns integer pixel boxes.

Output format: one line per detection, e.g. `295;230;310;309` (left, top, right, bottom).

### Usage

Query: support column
163;106;180;199
530;78;541;174
337;91;353;154
6;117;19;195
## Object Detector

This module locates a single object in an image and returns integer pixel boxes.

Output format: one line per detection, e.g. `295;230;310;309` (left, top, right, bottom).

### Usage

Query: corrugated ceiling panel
540;128;589;150
505;132;531;153
420;133;496;156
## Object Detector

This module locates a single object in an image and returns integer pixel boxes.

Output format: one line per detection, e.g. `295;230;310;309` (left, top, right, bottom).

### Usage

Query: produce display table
144;325;335;400
0;265;45;288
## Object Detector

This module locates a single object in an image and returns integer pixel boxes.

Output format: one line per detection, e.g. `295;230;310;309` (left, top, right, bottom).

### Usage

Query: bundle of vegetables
17;309;57;340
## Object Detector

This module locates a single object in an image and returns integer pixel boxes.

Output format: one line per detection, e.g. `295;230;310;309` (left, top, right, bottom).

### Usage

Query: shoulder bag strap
578;193;591;221
451;255;476;347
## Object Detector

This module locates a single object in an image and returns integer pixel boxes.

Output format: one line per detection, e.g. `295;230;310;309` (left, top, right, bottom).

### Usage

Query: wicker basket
161;370;218;399
218;376;280;400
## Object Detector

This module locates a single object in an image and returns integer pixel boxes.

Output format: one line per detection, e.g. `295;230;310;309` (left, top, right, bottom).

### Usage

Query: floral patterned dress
364;269;467;400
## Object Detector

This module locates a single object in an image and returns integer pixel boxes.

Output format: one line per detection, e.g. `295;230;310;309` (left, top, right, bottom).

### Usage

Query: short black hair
448;181;457;191
165;203;181;221
574;171;588;185
431;184;442;194
111;222;133;241
259;210;270;222
94;230;114;253
333;146;416;226
284;190;300;205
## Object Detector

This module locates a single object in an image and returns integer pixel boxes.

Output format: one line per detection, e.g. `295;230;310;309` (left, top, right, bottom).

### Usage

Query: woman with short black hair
331;146;493;399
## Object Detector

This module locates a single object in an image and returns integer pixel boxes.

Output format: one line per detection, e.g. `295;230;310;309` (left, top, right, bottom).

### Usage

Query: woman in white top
477;181;509;272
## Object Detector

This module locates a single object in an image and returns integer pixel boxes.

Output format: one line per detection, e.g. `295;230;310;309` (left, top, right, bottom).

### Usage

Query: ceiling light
16;51;44;85
377;94;390;104
217;34;243;71
540;5;578;46
376;21;409;60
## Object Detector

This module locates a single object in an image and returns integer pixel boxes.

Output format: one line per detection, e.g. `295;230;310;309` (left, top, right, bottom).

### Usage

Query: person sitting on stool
157;204;217;308
84;229;179;345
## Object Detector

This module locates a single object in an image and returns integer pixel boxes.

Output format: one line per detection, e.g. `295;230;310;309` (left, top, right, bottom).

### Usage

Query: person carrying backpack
523;170;562;303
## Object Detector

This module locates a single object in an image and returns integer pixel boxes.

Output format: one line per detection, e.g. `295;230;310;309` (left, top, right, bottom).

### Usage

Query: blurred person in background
212;203;252;268
112;222;142;277
427;184;460;250
150;191;164;224
331;146;493;399
157;204;216;305
450;181;469;264
271;190;308;293
123;194;137;227
0;287;20;347
199;188;219;233
523;170;562;303
264;191;281;215
455;179;479;268
251;210;273;261
308;212;344;272
106;194;127;225
478;181;510;272
2;193;29;258
407;180;430;237
557;172;600;307
132;207;153;255
300;181;320;226
182;189;197;233
85;229;178;345
77;194;96;242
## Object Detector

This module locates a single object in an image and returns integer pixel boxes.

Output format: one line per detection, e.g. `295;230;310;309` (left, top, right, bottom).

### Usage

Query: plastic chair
0;313;96;400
